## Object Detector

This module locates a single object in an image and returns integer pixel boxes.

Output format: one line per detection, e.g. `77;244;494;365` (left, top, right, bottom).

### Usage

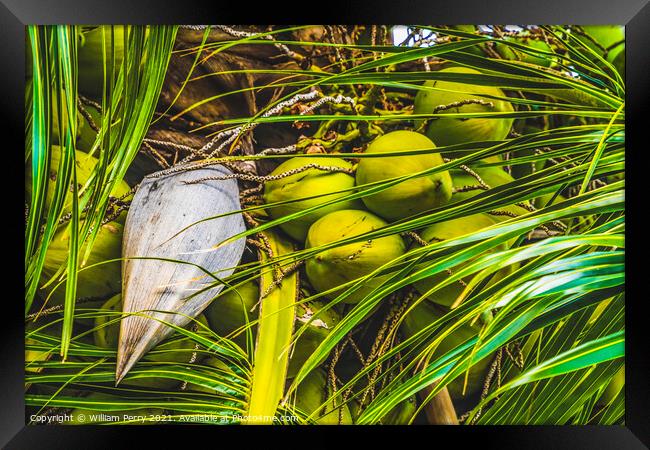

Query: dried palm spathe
116;164;246;384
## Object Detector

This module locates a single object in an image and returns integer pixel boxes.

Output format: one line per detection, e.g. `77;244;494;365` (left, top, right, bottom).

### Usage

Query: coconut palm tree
25;24;624;425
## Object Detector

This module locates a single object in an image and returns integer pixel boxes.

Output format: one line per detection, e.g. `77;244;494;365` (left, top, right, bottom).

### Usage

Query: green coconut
143;313;210;366
77;26;126;97
305;209;406;304
203;280;341;378
75;97;150;155
534;191;566;209
92;293;123;349
294;369;353;424
263;156;362;242
203;280;259;346
25;319;64;375
25;145;132;224
67;393;165;425
414;67;514;151
400;301;492;399
382;395;418;425
509;126;548;179
355;131;453;220
290;299;342;378
445;25;487;57
25;319;99;393
25;335;51;375
413;213;510;307
449;165;531;220
495;35;555;67
575;25;624;63
39;221;123;306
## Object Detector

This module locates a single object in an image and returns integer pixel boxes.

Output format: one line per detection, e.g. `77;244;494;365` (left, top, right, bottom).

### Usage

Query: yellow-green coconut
25;145;132;224
575;26;624;63
355;131;452;221
414;67;514;150
305;209;406;304
495;35;555;67
449;165;531;220
382;395;418;425
77;26;126;97
400;301;492;399
39;221;123;306
412;213;511;307
77;100;103;152
445;25;487;57
294;369;353;424
263;156;361;242
203;279;341;378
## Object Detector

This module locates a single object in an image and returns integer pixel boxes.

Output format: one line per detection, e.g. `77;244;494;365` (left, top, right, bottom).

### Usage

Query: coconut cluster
28;25;620;422
255;68;532;406
263;128;523;309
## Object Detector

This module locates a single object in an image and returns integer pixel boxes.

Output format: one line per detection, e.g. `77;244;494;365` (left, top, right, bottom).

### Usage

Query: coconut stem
420;385;459;425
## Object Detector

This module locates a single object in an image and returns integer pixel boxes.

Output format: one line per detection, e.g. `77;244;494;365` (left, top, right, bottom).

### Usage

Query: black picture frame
4;1;648;448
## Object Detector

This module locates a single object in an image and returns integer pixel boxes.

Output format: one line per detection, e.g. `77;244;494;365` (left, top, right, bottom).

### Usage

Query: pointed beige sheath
116;165;246;384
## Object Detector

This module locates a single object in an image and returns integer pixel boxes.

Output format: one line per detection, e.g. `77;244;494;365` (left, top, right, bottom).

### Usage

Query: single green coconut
92;293;123;349
203;280;341;378
77;26;126;97
25;319;100;392
495;35;555;67
445;25;487;57
509;126;548;179
400;300;492;399
305;209;406;304
382;395;418;425
414;67;514;151
449;165;531;220
39;221;123;306
25;335;51;375
203;280;259;347
263;156;361;242
412;213;509;307
294;369;353;424
67;393;165;425
290;298;342;378
534;191;566;209
355;131;453;220
25;145;132;224
575;25;624;63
